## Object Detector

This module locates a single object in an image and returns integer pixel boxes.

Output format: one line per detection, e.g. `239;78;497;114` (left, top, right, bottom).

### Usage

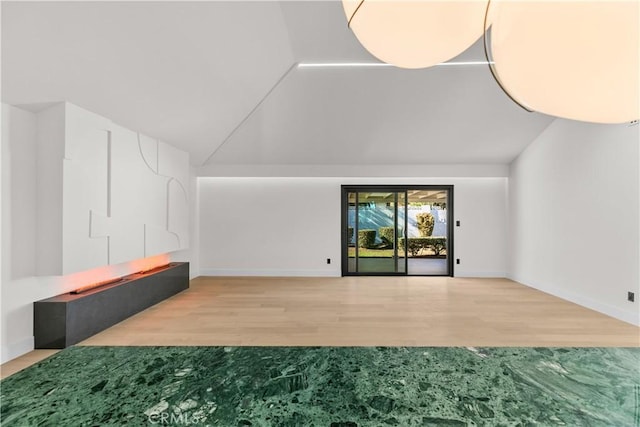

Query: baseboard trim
509;275;640;326
1;336;35;364
202;269;506;279
455;272;506;278
200;268;341;277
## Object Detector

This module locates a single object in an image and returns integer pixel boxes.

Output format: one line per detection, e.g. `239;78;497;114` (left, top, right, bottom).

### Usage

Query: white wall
36;104;65;275
509;118;640;325
199;176;508;278
0;103;7;364
171;166;200;280
4;106;38;280
0;104;196;363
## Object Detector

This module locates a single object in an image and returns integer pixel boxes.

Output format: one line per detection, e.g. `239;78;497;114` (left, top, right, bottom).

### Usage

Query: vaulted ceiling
2;1;555;167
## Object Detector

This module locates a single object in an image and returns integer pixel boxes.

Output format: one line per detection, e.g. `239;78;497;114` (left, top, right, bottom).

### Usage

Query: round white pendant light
488;1;639;124
343;0;487;69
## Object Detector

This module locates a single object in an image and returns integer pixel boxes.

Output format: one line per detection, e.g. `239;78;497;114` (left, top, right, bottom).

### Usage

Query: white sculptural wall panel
57;103;189;275
63;104;111;274
102;124;147;265
158;142;190;250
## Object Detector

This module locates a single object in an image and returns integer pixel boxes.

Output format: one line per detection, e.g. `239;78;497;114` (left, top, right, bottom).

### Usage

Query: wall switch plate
327;258;331;264
628;292;635;302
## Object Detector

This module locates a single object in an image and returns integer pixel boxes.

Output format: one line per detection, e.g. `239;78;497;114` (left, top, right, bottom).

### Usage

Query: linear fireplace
34;262;189;348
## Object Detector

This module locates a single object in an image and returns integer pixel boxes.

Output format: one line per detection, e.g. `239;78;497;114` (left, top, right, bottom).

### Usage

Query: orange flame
130;254;172;274
66;254;172;292
71;277;125;294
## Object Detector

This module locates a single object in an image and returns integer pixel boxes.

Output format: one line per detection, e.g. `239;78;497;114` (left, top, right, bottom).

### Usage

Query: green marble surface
1;347;638;426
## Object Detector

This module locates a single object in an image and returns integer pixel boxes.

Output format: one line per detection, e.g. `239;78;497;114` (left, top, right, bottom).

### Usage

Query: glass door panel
396;191;407;274
406;189;449;275
346;192;357;274
345;190;406;275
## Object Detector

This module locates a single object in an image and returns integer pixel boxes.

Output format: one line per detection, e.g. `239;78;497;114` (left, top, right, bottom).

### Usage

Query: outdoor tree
415;212;434;237
358;230;377;249
378;227;395;248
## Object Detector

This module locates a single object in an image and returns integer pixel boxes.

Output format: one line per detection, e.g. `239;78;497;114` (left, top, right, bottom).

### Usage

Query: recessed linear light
297;61;494;68
298;62;392;68
437;61;495;66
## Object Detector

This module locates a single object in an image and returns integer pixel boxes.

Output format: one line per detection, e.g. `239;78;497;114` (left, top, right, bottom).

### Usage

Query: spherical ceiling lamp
343;0;488;69
488;1;639;124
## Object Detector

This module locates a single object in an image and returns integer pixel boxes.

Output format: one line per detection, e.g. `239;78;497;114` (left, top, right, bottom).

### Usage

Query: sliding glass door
342;186;453;276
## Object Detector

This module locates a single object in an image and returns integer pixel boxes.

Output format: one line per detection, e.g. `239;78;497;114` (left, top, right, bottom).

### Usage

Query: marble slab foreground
1;347;638;426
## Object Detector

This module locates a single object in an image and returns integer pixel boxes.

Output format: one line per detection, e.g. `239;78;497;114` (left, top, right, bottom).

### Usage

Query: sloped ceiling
278;0;375;63
207;63;553;165
1;1;295;163
2;1;554;167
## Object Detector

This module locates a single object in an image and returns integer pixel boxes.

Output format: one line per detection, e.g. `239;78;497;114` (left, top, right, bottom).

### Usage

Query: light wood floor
2;276;638;378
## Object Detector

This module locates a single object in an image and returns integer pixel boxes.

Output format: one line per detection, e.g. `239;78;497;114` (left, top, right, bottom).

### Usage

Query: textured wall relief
62;106;111;274
62;104;189;274
138;132;190;255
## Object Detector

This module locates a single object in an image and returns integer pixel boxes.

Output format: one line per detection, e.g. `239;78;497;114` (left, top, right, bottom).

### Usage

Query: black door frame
341;185;454;277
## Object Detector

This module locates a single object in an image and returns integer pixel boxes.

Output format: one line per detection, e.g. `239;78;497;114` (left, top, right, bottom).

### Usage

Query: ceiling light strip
298;62;392;68
437;61;495;66
297;61;494;68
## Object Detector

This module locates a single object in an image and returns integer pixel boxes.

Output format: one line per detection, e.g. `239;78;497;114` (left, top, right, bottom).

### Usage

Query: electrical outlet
628;292;635;302
327;258;331;265
456;220;460;227
456;258;460;265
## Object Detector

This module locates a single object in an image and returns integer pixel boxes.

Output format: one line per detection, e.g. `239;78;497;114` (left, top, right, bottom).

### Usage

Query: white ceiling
2;1;555;167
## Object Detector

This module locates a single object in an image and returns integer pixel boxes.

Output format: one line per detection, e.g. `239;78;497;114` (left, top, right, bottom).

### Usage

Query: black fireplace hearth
33;262;189;348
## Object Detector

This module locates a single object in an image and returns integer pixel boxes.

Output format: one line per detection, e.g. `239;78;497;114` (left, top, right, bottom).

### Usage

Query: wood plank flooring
1;350;58;380
2;276;638;379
